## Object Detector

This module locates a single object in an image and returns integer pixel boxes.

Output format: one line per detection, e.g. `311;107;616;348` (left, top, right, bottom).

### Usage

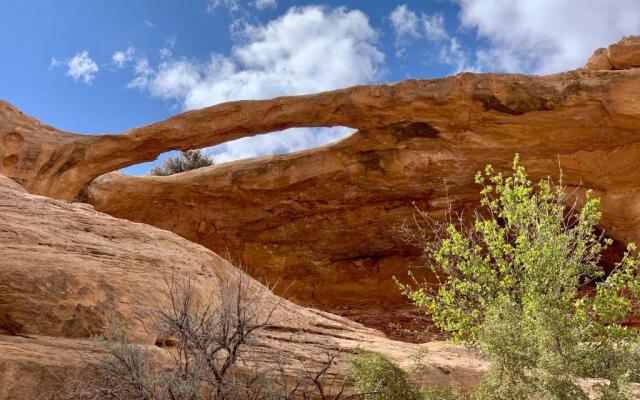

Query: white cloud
422;14;448;42
456;0;640;73
206;127;355;163
127;58;154;89
207;0;239;13
439;37;472;72
112;47;135;68
49;57;63;68
66;51;99;84
131;6;383;108
390;5;449;43
159;36;177;60
253;0;277;10
159;48;172;59
130;59;202;100
129;6;381;162
389;5;421;45
143;19;155;28
389;5;470;71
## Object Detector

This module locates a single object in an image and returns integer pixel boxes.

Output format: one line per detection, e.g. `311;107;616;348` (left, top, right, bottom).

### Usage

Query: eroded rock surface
0;175;486;399
85;69;640;319
3;36;640;330
585;35;640;70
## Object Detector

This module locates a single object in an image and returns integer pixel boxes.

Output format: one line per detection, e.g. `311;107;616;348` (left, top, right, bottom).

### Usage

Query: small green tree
149;149;214;176
398;155;640;399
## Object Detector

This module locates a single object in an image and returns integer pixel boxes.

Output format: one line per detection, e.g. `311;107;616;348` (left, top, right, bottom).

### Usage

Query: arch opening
120;126;356;176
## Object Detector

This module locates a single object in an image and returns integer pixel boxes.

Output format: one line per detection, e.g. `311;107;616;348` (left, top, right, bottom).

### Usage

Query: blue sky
1;0;639;175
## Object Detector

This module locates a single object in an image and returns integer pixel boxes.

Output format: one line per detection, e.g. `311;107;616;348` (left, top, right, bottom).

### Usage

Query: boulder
585;35;640;70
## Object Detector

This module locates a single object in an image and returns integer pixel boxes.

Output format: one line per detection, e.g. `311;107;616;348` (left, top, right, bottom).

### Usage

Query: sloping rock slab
0;175;486;399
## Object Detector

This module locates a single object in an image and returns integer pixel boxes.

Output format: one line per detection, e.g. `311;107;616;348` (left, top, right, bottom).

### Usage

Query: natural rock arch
3;36;640;328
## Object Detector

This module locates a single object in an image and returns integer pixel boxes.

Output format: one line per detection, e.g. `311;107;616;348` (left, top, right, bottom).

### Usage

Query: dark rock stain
57;145;88;174
472;80;567;115
358;150;384;173
391;122;439;141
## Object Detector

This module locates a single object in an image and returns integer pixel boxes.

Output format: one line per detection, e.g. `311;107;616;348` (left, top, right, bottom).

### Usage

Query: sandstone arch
3;36;640;328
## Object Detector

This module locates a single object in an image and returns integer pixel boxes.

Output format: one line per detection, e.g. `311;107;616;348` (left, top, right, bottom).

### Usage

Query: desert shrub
149;149;214;176
347;350;464;400
398;155;640;399
63;314;160;399
67;274;352;400
274;351;348;399
66;274;273;400
347;350;419;400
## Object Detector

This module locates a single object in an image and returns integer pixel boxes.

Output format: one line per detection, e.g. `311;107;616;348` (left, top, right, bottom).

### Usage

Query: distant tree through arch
149;149;214;176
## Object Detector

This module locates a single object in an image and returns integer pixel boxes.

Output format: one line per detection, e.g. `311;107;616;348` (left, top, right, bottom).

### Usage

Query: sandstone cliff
3;37;640;327
1;34;640;399
0;175;485;399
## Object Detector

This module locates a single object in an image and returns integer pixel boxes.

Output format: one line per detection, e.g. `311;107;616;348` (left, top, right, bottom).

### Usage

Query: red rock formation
85;67;640;319
3;36;640;330
585;35;640;70
0;175;486;399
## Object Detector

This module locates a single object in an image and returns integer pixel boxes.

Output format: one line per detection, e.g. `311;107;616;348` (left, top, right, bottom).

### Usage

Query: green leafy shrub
398;155;640;399
149;149;214;176
348;350;419;400
347;350;464;400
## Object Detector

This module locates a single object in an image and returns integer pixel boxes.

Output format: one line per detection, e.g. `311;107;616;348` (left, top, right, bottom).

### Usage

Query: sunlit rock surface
2;36;640;331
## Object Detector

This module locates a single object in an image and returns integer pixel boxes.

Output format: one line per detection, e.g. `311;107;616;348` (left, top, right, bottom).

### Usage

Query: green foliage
149;149;214;176
399;155;640;399
347;350;465;400
348;350;419;400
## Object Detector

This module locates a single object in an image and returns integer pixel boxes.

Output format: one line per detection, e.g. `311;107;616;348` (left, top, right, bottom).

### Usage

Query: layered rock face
1;34;640;399
585;35;640;70
2;36;640;327
87;39;640;319
0;175;485;399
